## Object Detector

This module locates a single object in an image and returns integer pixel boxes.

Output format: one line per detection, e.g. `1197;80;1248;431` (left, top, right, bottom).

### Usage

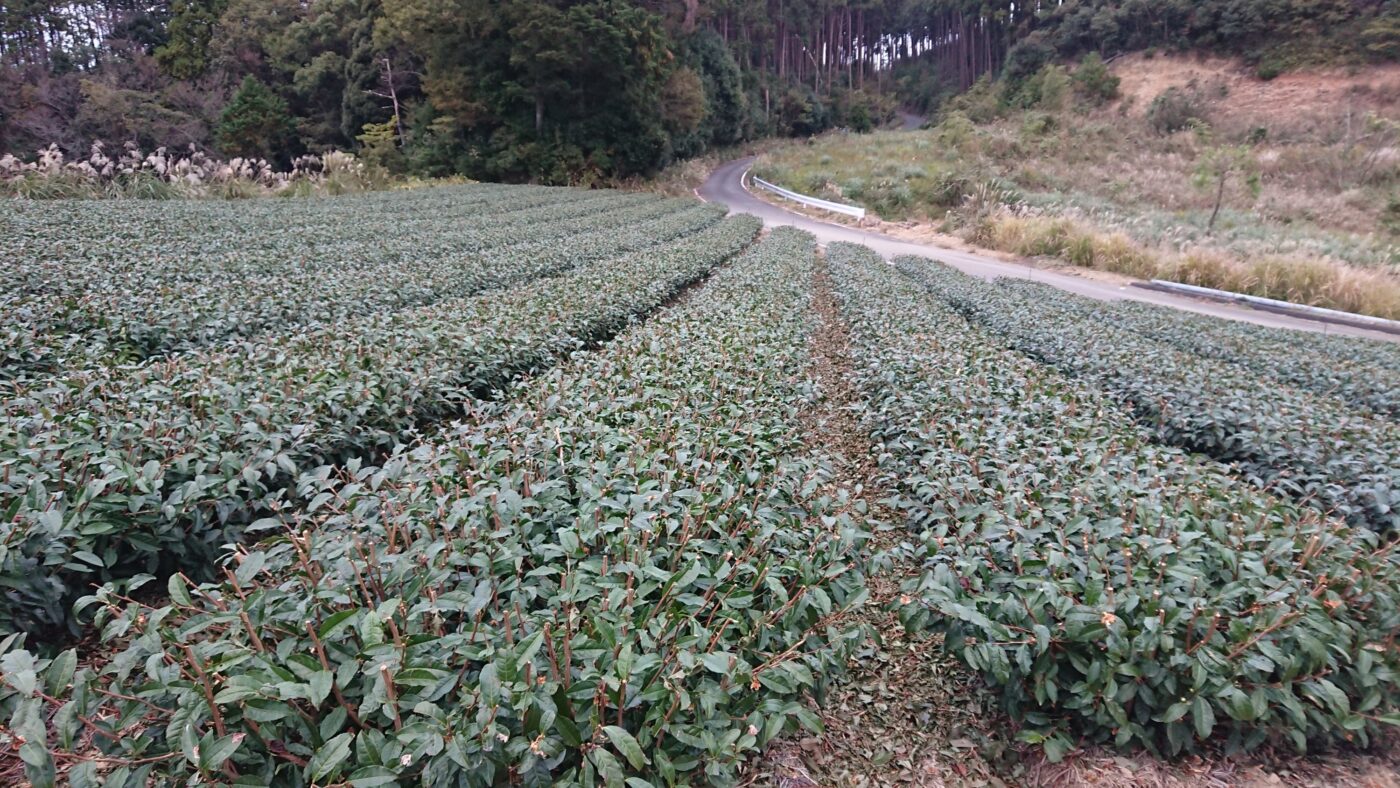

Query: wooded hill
2;0;1398;183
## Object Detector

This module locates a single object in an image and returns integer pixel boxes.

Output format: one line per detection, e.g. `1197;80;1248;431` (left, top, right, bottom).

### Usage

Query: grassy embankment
753;54;1400;318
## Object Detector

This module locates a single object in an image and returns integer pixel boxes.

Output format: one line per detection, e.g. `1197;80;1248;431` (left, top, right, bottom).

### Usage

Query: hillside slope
1113;52;1400;125
753;54;1400;318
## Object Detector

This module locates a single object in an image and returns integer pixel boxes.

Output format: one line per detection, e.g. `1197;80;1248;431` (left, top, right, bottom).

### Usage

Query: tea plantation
0;186;1396;785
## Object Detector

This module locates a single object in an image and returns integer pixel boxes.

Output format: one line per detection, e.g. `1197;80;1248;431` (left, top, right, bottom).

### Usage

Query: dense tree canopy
1;0;1397;182
216;74;296;165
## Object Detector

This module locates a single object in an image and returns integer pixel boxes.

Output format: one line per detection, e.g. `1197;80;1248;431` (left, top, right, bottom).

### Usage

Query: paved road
698;156;1399;343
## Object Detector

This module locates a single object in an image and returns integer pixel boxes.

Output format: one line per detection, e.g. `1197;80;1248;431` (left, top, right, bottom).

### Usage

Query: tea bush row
826;244;1400;760
0;215;760;640
3;198;715;379
1;184;597;295
1084;299;1400;420
0;227;868;787
898;262;1400;535
2;192;715;378
1;184;611;370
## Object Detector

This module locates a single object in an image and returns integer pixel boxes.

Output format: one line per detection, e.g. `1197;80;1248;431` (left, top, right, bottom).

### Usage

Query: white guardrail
1145;279;1400;335
749;174;866;220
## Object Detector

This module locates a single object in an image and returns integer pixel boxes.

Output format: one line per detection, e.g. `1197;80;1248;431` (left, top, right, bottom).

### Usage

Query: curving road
697;156;1399;343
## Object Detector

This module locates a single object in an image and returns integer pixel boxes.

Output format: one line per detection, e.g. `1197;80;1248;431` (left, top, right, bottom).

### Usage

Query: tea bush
0;207;756;640
2;188;721;378
4;176;1397;783
0;227;868;786
1087;300;1400;419
827;245;1400;759
899;263;1400;535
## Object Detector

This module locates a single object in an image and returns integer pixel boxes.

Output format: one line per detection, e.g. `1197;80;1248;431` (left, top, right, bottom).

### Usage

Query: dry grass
979;212;1400;318
758;119;1399;259
753;53;1400;318
1112;52;1400;129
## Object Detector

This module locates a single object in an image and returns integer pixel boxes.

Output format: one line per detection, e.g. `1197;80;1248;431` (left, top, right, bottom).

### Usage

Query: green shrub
1;190;684;376
778;87;831;136
934;110;978;150
911;475;1400;759
1384;192;1400;236
1021;112;1058;138
859;179;915;217
0;199;742;640
1003;35;1055;85
913;268;1400;535
1147;86;1208;134
1363;12;1400;59
831;88;894;133
217;76;299;167
1256;58;1285;80
1101;301;1400;419
1004;65;1071;112
942;77;1001;124
797;169;835;195
356;117;405;173
1072;53;1121;106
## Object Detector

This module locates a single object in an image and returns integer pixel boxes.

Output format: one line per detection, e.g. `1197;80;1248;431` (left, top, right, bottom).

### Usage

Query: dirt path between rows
745;256;1004;787
742;253;1400;788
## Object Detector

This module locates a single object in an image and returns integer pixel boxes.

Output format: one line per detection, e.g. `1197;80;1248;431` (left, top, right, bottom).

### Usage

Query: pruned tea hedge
828;244;1400;760
1082;298;1400;420
2;190;717;378
0;208;753;639
898;260;1400;535
2;183;1397;782
0;227;869;787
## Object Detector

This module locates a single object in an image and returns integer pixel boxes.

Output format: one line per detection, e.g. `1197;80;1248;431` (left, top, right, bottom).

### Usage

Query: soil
1110;53;1400;123
744;256;1009;788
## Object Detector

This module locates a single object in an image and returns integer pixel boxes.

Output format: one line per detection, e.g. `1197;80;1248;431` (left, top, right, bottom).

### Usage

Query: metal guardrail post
1138;279;1400;336
750;175;866;220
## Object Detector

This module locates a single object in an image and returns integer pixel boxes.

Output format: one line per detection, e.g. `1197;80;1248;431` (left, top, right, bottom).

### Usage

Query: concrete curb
1132;280;1400;337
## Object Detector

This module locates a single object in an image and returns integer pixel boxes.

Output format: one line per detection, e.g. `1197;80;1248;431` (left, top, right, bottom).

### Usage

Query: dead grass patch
975;212;1400;318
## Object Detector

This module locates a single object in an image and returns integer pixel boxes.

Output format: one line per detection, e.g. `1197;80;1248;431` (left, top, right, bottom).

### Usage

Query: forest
2;0;1398;182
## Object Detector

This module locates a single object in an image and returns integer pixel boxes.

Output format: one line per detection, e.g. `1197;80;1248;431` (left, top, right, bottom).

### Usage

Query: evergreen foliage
154;0;228;79
216;75;298;165
1071;52;1120;106
1;0;1397;180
